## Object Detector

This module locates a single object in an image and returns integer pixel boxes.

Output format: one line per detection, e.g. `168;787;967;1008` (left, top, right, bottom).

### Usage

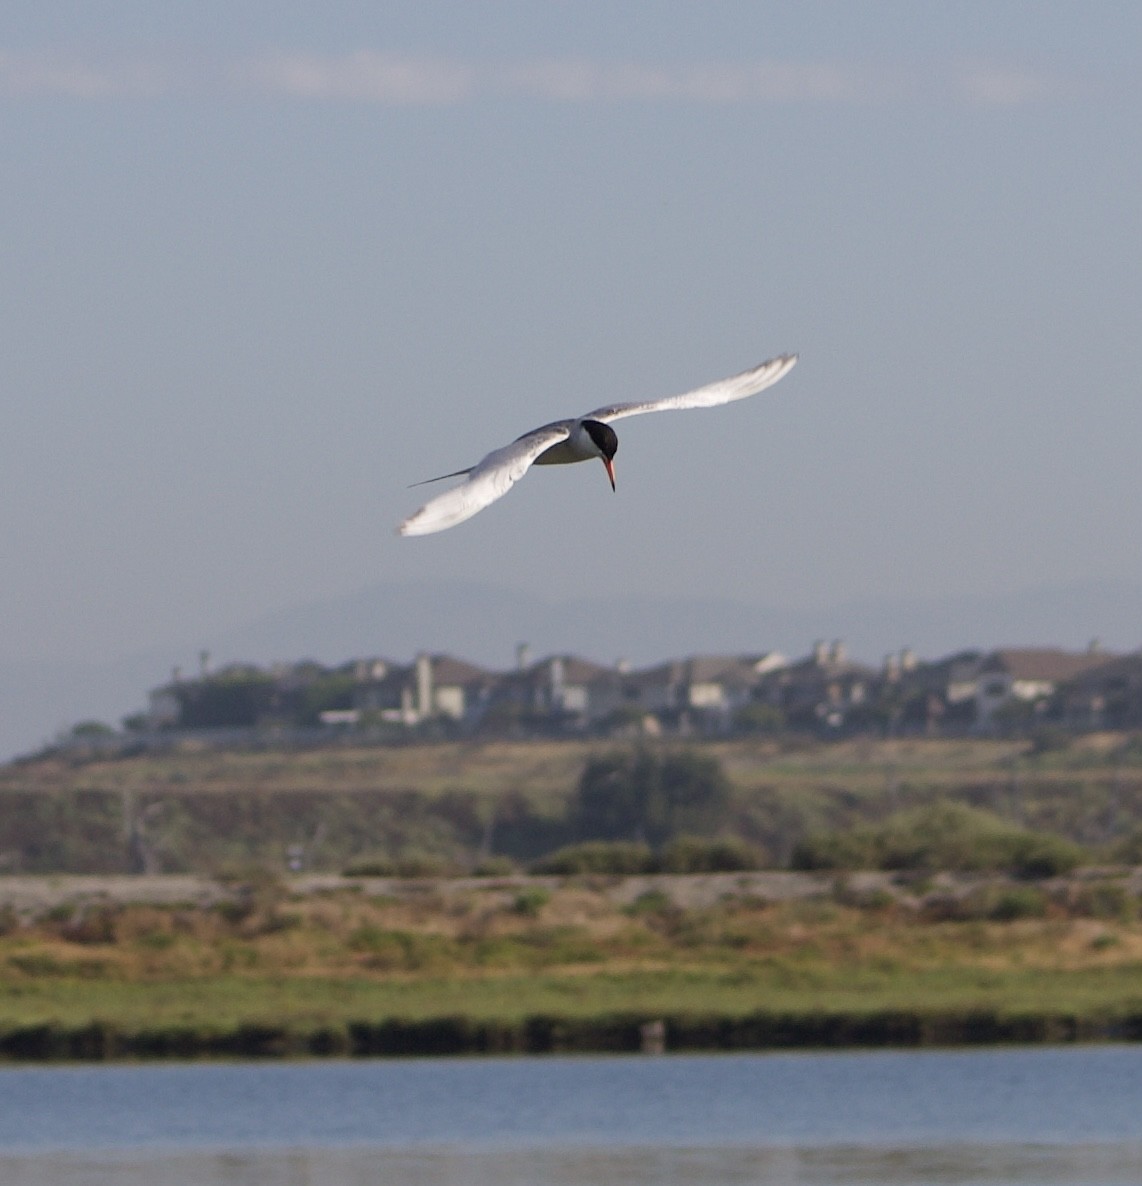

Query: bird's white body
531;420;610;466
398;352;797;536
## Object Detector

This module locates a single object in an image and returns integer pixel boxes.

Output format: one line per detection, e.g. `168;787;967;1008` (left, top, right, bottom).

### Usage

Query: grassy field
2;866;1142;1058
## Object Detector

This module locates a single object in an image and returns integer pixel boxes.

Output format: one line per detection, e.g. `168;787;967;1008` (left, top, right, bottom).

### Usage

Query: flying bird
398;352;797;536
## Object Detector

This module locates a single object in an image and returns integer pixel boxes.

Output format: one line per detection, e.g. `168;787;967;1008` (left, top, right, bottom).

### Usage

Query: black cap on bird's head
582;419;618;492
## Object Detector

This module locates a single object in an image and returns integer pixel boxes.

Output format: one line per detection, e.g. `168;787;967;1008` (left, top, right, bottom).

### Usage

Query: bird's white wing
398;423;572;536
583;353;797;424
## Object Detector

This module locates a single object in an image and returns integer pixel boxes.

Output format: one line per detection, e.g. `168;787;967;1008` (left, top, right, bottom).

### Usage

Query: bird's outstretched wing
583;353;797;424
398;423;572;536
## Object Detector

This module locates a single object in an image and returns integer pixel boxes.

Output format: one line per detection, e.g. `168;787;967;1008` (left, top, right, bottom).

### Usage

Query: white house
491;654;624;724
973;647;1117;726
619;653;786;722
352;653;493;726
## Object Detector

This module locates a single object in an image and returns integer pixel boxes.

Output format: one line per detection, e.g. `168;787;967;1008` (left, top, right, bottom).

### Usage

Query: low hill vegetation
2;734;1142;877
1;863;1142;1059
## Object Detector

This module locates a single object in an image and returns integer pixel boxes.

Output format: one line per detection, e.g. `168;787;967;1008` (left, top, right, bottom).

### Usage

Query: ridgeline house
971;646;1118;728
121;638;1142;750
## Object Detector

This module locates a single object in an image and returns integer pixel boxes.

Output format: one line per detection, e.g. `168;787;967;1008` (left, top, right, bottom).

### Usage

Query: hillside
2;734;1142;876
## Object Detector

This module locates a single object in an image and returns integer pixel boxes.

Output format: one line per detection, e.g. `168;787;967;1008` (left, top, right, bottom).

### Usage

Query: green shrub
877;803;1020;872
511;888;550;917
624;889;674;916
792;802;1088;876
984;886;1049;921
924;884;1049;922
394;854;456;879
471;855;519;877
1008;834;1084;879
342;854;456;878
530;841;656;876
791;830;879;871
659;836;765;873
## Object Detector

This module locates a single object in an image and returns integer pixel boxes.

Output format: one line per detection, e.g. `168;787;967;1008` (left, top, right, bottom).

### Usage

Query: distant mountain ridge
2;578;1140;761
209;578;1142;671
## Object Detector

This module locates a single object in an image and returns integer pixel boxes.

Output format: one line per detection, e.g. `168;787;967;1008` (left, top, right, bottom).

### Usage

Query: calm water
0;1046;1140;1184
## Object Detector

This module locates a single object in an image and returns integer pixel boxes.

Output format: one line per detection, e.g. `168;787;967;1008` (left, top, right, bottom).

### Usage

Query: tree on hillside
570;749;730;847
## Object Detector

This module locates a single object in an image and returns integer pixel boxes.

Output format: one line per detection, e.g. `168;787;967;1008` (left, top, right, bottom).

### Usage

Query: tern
398;352;797;536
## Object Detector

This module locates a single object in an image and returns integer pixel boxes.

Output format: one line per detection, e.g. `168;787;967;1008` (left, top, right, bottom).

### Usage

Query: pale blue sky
3;2;1142;673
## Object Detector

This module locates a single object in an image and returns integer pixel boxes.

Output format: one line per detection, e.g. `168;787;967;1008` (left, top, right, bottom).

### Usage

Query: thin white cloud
237;50;475;105
502;59;865;103
0;50;170;97
0;47;1068;109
